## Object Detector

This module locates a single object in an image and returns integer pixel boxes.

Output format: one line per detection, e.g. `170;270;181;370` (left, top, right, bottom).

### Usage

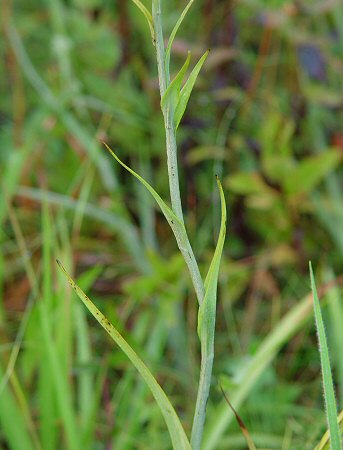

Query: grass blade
161;52;191;111
56;260;192;450
104;143;182;230
130;0;155;40
165;0;194;79
191;176;226;450
175;50;209;129
310;262;342;450
197;176;227;338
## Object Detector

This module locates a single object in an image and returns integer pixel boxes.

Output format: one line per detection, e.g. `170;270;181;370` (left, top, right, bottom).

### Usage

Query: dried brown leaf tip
219;384;257;450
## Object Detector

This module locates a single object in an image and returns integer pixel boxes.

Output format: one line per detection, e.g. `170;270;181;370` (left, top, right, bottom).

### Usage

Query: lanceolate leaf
104;143;205;305
310;263;342;450
131;0;155;40
165;0;194;80
104;143;182;232
198;176;226;339
161;52;191;111
191;177;226;449
57;260;192;450
175;50;209;129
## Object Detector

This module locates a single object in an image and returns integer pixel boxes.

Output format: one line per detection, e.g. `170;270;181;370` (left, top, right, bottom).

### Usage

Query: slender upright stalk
151;3;221;450
152;0;204;306
152;0;183;223
191;338;214;450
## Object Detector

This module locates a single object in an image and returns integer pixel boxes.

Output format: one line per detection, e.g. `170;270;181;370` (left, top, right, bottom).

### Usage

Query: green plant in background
59;1;226;449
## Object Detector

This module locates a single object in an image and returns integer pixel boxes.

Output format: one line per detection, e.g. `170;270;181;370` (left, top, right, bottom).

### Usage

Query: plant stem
152;0;183;223
152;0;204;305
191;337;214;450
152;3;216;449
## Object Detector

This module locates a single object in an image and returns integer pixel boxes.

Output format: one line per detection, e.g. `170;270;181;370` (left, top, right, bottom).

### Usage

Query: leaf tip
56;258;67;276
309;261;314;282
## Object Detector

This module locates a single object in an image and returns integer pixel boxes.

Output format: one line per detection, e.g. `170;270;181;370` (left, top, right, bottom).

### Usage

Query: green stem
152;0;183;222
152;3;215;449
191;337;214;450
152;0;204;306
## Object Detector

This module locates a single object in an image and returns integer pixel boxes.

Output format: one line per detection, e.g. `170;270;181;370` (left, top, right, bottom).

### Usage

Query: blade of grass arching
57;260;192;450
17;186;147;273
315;410;343;450
74;266;103;431
309;263;342;450
0;363;37;450
130;0;155;40
164;0;194;80
114;308;169;449
325;269;343;408
202;278;343;450
191;176;227;450
104;144;204;305
104;143;182;229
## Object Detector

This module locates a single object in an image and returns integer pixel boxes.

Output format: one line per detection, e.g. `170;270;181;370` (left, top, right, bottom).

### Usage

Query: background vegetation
1;0;343;448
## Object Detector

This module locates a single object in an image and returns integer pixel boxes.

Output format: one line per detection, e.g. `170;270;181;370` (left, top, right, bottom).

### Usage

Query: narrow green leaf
104;143;205;305
198;176;226;338
161;52;191;111
310;262;342;450
175;50;209;129
191;177;226;449
130;0;155;40
165;0;194;80
104;143;185;234
56;260;192;450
